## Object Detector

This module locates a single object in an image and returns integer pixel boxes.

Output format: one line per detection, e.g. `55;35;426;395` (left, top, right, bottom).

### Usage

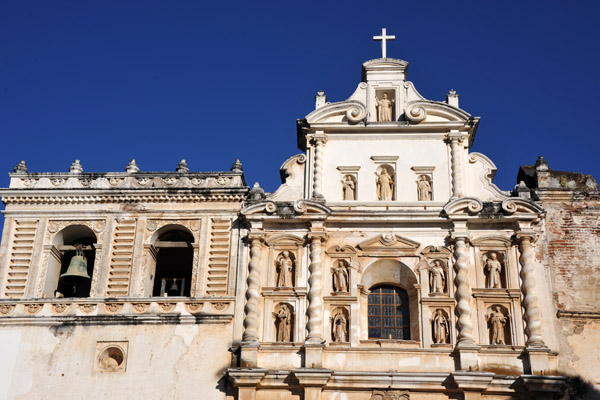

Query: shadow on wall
561;376;600;400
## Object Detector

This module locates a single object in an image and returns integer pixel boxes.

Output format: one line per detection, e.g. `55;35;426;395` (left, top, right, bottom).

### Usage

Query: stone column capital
449;232;471;244
307;232;328;243
451;371;494;391
245;233;266;244
310;132;328;145
515;231;537;244
227;368;268;387
445;131;467;143
291;368;333;386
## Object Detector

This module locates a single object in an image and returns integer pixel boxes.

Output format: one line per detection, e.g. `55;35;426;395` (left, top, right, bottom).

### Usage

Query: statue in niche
276;251;294;288
342;175;356;201
417;175;432;201
429;260;446;294
485;252;503;288
376;167;394;201
487;306;508;345
432;309;449;344
375;93;394;122
275;304;292;342
332;311;348;342
333;260;349;292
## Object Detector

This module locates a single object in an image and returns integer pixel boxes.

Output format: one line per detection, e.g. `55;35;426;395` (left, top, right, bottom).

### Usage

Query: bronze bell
167;278;180;296
59;254;91;286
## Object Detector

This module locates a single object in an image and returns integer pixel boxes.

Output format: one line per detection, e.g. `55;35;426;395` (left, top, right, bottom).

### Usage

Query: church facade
0;33;599;400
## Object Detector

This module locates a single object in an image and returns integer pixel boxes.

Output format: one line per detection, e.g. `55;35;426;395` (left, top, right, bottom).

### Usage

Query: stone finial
513;181;531;199
446;89;459;108
126;159;140;173
176;159;189;173
13;160;28;173
315;90;327;109
69;159;83;174
249;182;265;201
231;159;243;173
535;156;549;172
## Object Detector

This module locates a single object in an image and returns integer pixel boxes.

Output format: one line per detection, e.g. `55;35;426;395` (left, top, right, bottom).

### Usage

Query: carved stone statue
487;306;508;345
276;251;294;288
333;260;349;292
376;167;394;201
332;311;347;342
417;175;432;201
342;175;356;201
375;93;394;122
275;304;292;342
485;252;503;288
432;309;449;344
429;260;445;294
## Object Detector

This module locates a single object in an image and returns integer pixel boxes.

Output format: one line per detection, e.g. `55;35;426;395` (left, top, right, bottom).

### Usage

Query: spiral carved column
306;233;326;343
453;235;475;345
447;132;464;198
311;134;327;201
518;233;545;347
242;235;263;343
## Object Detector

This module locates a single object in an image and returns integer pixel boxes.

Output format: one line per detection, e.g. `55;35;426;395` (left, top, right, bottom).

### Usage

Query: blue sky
1;1;599;200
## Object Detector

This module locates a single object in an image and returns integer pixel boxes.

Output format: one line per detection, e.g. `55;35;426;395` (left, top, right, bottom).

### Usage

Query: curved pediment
405;100;472;124
305;100;367;124
357;234;420;256
241;200;331;218
443;197;484;216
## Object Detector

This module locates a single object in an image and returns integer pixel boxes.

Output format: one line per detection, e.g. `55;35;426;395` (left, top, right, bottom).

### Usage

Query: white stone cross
373;28;395;59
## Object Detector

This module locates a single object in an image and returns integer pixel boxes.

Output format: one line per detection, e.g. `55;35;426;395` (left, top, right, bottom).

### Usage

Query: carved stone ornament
79;178;92;187
95;342;128;373
163;177;178;186
23;303;43;314
211;302;229;311
131;302;150;313
51;178;66;186
144;219;200;243
190;177;203;186
78;303;97;313
108;177;124;186
46;220;105;244
51;303;70;314
370;390;410;400
185;302;204;313
0;304;16;315
157;302;176;312
216;176;230;186
137;177;151;186
104;303;124;313
22;178;37;187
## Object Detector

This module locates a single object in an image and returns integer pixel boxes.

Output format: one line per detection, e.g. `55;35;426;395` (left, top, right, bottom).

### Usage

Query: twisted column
306;233;326;343
242;235;263;343
447;132;464;198
453;235;475;345
517;233;545;347
311;134;327;201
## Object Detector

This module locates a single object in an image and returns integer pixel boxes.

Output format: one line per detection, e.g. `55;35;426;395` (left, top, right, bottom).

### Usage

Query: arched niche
361;259;419;341
47;225;97;298
150;225;195;297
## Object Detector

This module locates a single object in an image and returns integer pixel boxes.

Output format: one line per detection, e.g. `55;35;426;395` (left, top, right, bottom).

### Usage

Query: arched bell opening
151;228;194;297
50;225;97;298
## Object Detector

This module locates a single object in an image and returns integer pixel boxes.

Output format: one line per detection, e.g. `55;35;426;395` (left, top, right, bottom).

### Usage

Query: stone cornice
1;190;247;205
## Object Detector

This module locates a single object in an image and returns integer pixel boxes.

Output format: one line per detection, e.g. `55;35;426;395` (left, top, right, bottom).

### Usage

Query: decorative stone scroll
371;390;409;400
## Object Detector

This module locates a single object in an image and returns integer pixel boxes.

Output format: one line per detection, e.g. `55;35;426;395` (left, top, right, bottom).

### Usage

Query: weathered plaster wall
0;322;233;400
542;196;600;387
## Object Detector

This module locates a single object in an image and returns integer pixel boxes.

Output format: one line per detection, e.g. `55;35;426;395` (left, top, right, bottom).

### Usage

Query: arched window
152;229;194;297
368;285;410;340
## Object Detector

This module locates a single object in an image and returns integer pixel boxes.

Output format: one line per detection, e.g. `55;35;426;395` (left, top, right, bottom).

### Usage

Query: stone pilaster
453;234;475;346
447;131;465;198
306;233;327;344
227;368;267;400
292;369;333;400
311;133;327;201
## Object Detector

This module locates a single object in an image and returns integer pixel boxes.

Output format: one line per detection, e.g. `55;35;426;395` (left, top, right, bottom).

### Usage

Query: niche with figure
48;225;97;298
274;302;294;342
431;309;450;344
416;175;433;201
331;307;349;343
332;259;350;293
152;229;194;297
428;259;447;295
375;164;395;201
374;89;396;122
341;175;357;201
486;304;511;345
482;251;506;289
275;251;296;288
